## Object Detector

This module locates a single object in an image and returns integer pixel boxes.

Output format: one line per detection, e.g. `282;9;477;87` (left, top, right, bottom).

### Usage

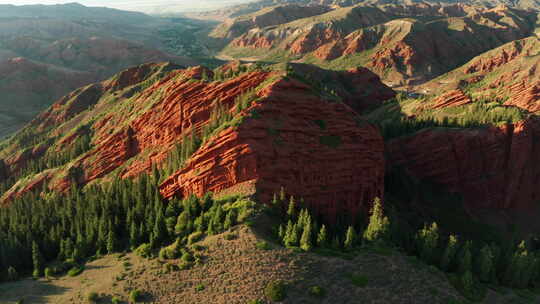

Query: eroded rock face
432;89;472;109
1;62;392;222
160;78;386;222
212;4;332;39
226;4;537;85
387;118;540;211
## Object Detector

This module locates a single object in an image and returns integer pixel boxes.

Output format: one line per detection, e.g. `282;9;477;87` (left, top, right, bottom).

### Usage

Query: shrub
87;292;99;303
111;296;121;304
309;285;326;298
195;284;205;292
135;243;152;258
247;300;264;304
179;262;192;270
67;266;84;277
188;231;203;244
44;267;53;278
181;251;194;263
192;244;205;251
159;247;169;260
265;280;286;301
129;289;142;303
224;233;237;240
349;274;368;287
256;241;271;250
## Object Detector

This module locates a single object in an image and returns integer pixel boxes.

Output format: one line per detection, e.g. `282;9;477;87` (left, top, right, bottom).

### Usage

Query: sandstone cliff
0;62;392;222
221;3;537;86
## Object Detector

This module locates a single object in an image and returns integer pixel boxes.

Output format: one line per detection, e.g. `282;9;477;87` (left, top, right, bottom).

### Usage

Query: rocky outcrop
387;118;540;211
212;4;332;39
160;77;386;223
423;36;540;113
0;60;394;225
432;90;472;109
225;4;537;85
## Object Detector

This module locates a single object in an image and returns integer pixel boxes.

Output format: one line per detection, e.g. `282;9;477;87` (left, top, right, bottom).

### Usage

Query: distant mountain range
0;3;203;139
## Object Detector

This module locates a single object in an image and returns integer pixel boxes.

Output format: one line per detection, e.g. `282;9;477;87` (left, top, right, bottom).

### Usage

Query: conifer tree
283;220;298;247
418;222;439;263
477;244;494;283
458;241;472;275
64;238;74;260
332;235;341;250
344;226;357;250
107;228;116;254
461;270;474;296
130;221;139;249
300;217;313;251
223;209;235;230
287;196;296;219
440;235;458;272
278;224;285;240
317;225;328;248
175;210;191;236
32;241;43;278
279;187;286;204
363;198;389;243
271;193;279;208
152;210;168;248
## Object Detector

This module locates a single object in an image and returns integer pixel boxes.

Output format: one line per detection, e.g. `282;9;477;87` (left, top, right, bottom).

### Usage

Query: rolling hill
218;3;538;87
0;3;203;139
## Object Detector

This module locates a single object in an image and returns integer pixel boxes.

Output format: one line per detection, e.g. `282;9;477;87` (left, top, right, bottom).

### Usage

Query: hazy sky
0;0;255;13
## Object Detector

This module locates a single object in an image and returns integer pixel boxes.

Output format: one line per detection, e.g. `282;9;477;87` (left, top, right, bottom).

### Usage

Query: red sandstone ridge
159;77;386;222
223;3;537;86
0;62;393;220
422;37;540;112
211;4;332;39
387;117;540;212
432;90;472;109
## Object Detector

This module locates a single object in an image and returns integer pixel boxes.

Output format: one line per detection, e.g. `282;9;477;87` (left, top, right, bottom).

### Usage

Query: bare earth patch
1;225;538;304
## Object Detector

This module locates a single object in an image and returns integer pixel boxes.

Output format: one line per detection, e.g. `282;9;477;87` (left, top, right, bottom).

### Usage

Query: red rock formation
432;89;472;109
1;62;394;222
424;37;540;112
387;118;540;211
213;4;332;39
505;82;540;112
160;78;386;223
226;4;537;85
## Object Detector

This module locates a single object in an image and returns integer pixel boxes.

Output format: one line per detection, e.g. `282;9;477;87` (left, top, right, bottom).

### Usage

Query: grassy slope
2;221;538;304
0;222;462;304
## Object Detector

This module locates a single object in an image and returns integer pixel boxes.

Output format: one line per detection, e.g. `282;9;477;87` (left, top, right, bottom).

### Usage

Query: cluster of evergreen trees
19;132;93;178
0;168;253;281
379;99;524;140
273;193;389;252
271;188;540;299
209;65;251;82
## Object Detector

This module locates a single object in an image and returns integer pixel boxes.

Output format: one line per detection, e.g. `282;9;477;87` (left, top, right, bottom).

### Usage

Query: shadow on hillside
0;278;70;304
369;94;540;241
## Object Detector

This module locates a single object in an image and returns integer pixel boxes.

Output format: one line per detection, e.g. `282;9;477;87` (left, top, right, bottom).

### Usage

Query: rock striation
0;62;392;222
387;118;540;212
223;3;537;86
159;77;386;222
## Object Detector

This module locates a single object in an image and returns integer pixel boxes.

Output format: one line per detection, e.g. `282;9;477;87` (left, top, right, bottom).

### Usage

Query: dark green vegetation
366;93;528;140
0;162;255;283
264;280;287;301
268;187;540;301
